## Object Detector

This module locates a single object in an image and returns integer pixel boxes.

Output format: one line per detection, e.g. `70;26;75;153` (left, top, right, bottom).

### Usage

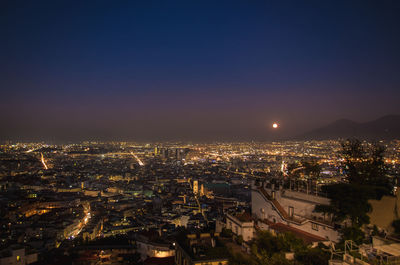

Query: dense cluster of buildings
0;140;399;264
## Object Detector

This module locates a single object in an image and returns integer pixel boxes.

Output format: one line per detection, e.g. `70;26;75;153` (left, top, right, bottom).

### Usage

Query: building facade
225;213;254;242
252;180;340;242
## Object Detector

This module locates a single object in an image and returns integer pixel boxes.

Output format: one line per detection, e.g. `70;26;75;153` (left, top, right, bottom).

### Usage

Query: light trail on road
41;153;48;170
130;152;144;166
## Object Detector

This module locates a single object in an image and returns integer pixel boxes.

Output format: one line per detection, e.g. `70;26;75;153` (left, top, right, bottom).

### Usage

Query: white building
252;180;340;243
226;213;254;242
136;240;175;261
136;233;175;261
330;236;400;264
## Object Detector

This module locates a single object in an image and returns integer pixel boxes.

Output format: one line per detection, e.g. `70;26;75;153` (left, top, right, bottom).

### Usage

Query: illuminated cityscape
2;1;400;265
1;140;400;264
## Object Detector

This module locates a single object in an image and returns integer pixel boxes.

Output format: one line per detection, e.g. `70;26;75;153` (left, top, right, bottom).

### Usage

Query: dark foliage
392;219;400;234
295;247;330;265
315;183;387;226
341;139;390;191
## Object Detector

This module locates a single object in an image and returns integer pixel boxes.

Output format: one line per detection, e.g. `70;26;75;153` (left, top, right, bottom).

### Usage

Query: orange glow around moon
272;123;278;128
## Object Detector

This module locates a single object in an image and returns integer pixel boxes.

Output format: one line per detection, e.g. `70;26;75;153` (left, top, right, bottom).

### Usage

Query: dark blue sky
1;0;400;141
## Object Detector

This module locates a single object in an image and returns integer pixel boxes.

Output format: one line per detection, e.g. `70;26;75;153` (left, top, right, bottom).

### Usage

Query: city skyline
1;2;400;263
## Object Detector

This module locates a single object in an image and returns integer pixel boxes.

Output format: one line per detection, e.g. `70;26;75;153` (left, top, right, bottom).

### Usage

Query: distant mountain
295;115;400;140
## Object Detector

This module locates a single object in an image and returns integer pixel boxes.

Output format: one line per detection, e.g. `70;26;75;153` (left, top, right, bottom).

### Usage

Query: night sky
1;1;400;141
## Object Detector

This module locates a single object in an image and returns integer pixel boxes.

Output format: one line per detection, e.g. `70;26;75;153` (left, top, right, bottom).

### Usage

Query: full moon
272;123;278;129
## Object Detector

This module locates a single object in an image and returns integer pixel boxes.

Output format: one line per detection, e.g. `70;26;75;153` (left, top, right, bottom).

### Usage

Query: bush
295;247;330;265
228;252;257;265
236;235;243;245
341;226;365;245
221;228;233;238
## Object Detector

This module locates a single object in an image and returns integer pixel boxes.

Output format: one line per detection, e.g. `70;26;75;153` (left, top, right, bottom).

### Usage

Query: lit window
16;256;21;261
312;223;318;231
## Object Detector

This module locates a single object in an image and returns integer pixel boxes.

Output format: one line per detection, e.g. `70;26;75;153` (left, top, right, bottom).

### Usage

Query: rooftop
263;220;326;244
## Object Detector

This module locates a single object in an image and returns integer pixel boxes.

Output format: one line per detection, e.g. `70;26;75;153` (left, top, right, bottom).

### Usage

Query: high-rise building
193;180;198;195
200;184;204;196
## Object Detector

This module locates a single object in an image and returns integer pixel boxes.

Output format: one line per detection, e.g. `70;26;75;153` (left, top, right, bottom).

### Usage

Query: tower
193;180;198;195
154;146;159;156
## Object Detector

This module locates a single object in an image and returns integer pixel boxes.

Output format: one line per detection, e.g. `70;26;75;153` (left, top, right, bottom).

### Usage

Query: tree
340;226;365;245
287;161;302;179
287;160;321;180
268;253;293;265
295;247;330;265
301;159;321;180
315;183;377;225
228;252;257;265
341;139;366;184
316;140;391;224
341;139;390;192
243;231;332;265
368;143;389;189
236;235;243;245
221;228;233;238
251;231;304;260
315;139;392;244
